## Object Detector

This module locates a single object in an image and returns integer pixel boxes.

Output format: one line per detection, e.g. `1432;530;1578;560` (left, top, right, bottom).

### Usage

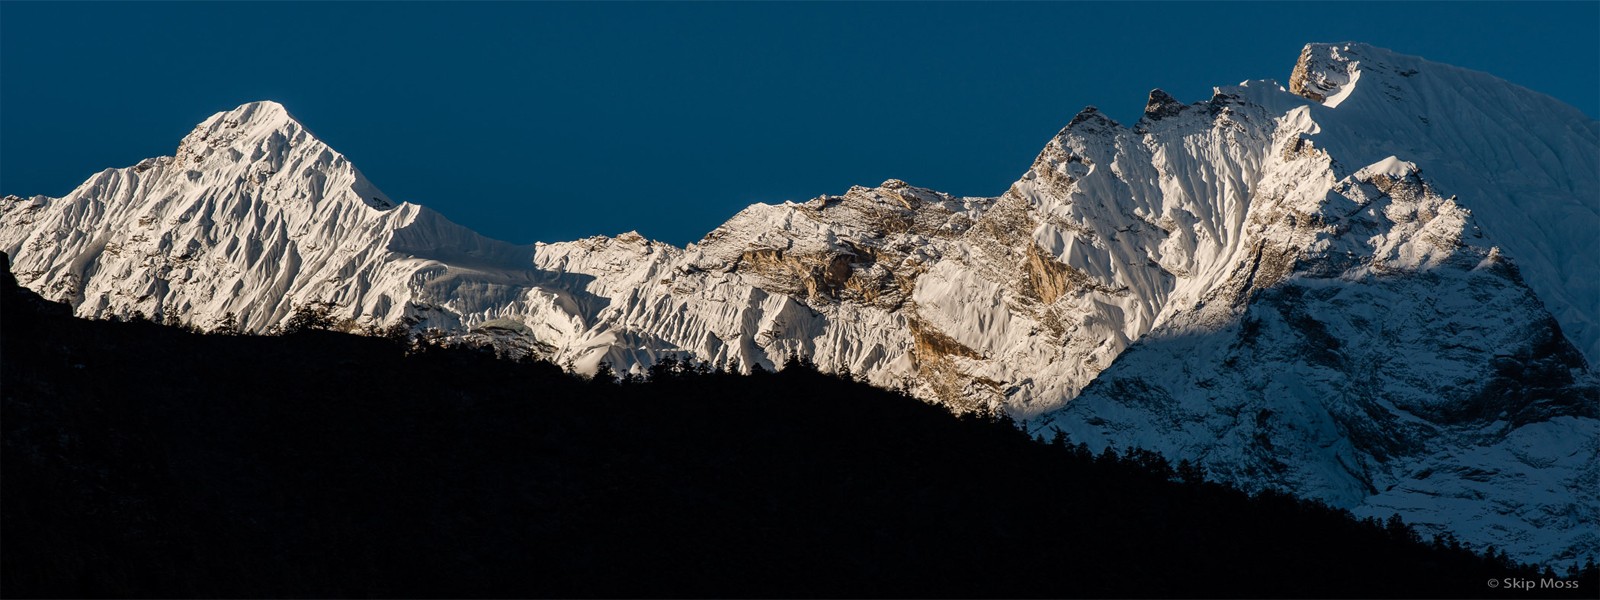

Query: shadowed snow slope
3;44;1595;565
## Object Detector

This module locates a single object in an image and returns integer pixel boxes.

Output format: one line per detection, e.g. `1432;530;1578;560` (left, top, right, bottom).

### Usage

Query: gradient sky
4;2;1596;246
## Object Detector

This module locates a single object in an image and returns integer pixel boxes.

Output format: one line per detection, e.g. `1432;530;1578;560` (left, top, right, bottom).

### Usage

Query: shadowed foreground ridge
1;255;1594;598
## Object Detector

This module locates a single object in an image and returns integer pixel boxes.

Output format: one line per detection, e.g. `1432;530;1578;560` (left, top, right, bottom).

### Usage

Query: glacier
3;42;1596;565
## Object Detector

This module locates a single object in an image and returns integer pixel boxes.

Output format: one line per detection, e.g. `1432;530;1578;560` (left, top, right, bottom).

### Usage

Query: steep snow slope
0;101;557;337
1018;44;1599;563
2;44;1595;564
1286;43;1600;367
1033;156;1598;563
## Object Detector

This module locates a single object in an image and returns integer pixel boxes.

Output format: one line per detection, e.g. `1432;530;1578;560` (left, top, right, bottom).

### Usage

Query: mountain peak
200;100;297;136
1290;43;1353;105
1142;88;1187;121
175;101;307;165
178;100;322;152
230;99;291;118
1287;42;1412;108
165;100;395;210
1064;105;1120;132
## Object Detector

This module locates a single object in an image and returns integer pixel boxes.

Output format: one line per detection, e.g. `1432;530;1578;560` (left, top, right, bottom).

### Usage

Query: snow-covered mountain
3;43;1595;565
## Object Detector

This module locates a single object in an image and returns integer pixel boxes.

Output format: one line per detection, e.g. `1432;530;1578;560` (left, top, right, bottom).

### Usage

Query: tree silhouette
283;300;338;334
212;311;241;335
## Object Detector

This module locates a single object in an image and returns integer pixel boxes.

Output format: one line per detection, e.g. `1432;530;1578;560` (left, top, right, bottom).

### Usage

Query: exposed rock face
4;43;1597;565
1142;88;1188;122
1289;43;1337;102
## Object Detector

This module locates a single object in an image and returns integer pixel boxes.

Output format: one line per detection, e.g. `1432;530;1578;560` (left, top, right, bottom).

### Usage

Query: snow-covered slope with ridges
0;101;558;336
1033;155;1598;563
1285;43;1600;367
3;44;1595;565
1017;44;1599;563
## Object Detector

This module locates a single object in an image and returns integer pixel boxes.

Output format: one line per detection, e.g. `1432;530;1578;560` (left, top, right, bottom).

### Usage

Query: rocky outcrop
1142;88;1188;121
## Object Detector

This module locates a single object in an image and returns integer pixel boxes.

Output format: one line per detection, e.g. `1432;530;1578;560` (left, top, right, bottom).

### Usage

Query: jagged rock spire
1143;88;1187;121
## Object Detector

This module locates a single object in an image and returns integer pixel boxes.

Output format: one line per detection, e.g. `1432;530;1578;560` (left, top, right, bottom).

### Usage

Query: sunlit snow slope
3;43;1595;565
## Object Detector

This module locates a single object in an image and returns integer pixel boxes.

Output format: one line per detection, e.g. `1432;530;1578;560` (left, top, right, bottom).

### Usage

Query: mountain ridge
4;42;1596;565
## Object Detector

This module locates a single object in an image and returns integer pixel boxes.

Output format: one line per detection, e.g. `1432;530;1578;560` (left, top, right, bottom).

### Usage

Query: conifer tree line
2;254;1594;598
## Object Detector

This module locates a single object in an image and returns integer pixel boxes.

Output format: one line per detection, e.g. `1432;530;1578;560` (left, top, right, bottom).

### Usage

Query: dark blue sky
4;2;1596;246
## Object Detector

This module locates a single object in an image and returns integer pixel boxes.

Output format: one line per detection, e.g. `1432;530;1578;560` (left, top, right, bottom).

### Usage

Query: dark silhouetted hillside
2;255;1593;598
